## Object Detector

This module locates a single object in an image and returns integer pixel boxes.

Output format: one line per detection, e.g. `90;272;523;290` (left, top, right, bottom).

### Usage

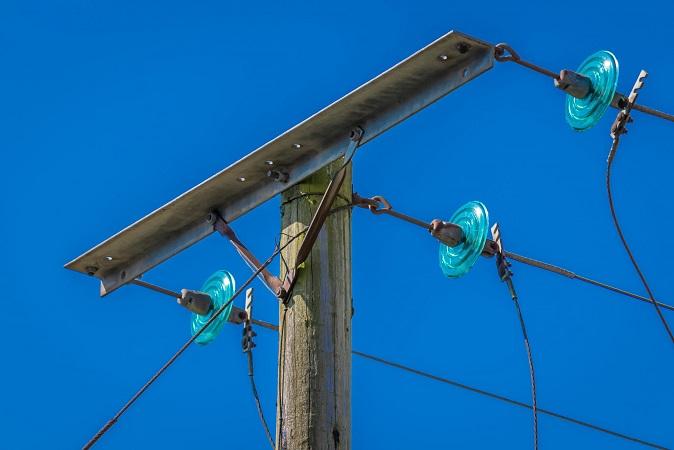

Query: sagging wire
492;224;539;450
607;71;674;345
82;229;307;450
352;351;667;450
235;324;667;448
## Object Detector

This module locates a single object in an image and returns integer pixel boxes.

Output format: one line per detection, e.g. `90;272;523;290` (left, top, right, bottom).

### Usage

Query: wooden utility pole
277;160;352;450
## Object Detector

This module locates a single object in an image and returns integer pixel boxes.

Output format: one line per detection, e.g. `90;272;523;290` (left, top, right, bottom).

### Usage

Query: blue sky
2;1;673;449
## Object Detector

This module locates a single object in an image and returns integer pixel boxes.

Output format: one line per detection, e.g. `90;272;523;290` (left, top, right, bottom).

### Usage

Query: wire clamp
611;70;647;139
241;288;257;353
491;223;517;300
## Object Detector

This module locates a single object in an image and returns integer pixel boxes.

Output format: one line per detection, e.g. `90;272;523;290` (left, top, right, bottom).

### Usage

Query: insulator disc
191;270;236;345
565;50;619;131
438;201;489;278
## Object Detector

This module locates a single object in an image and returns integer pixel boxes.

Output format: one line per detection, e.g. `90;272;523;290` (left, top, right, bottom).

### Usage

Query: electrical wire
246;349;275;449
494;43;674;124
512;295;539;450
352;350;668;449
234;313;668;449
607;137;674;344
231;319;667;449
494;236;539;450
277;305;289;449
504;251;674;312
275;238;292;450
81;230;306;450
350;194;674;313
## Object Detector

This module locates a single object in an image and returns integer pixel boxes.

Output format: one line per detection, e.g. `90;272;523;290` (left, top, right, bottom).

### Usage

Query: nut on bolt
267;169;289;183
206;211;218;225
455;42;471;54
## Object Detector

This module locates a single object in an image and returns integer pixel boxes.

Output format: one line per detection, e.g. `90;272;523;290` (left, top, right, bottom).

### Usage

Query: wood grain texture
276;161;352;450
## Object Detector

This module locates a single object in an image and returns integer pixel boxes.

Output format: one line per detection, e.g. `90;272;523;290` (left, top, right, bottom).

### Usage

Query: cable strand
352;350;668;449
607;137;674;344
82;230;306;450
246;350;275;449
512;295;539;450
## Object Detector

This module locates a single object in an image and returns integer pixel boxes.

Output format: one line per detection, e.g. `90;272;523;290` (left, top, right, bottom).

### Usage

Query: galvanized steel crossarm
65;30;494;297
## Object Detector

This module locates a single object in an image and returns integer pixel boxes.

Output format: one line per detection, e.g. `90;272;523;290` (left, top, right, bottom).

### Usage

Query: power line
512;295;539;450
503;252;674;312
608;133;674;344
234;317;668;449
246;350;274;449
352;350;669;450
492;224;539;450
352;193;674;313
81;230;306;450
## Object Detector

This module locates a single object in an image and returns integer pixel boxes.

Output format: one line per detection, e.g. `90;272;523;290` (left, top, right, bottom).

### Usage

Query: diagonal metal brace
209;213;291;299
293;127;364;269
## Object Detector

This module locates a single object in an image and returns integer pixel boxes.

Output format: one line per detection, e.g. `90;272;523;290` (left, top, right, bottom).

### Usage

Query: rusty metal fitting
368;195;391;215
177;289;212;315
494;43;520;62
429;219;464;247
554;70;592;99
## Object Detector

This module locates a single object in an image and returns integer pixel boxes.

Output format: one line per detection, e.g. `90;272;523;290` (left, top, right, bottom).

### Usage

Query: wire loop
494;43;520;62
367;195;392;215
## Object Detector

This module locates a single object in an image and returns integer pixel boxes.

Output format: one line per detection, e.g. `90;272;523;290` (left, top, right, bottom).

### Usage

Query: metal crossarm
64;30;494;296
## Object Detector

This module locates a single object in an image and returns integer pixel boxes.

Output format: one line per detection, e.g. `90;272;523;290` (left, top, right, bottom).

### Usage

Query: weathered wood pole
276;160;352;450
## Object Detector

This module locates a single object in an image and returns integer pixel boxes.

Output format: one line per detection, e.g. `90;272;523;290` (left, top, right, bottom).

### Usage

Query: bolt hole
120;270;126;280
462;68;469;78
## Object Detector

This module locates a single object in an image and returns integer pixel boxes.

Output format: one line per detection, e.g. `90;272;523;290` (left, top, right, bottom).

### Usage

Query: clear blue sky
2;1;673;449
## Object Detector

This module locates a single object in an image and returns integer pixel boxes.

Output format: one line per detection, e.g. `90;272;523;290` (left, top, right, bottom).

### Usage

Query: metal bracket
352;192;464;247
210;212;289;299
429;219;464;247
293;128;364;269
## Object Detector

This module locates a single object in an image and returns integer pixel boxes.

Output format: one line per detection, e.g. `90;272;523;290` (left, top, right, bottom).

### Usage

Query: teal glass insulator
565;50;619;131
439;201;489;278
191;270;236;345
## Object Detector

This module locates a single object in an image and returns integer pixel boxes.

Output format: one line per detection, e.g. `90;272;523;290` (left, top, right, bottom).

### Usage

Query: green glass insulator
191;270;236;345
439;201;489;278
565;50;619;131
